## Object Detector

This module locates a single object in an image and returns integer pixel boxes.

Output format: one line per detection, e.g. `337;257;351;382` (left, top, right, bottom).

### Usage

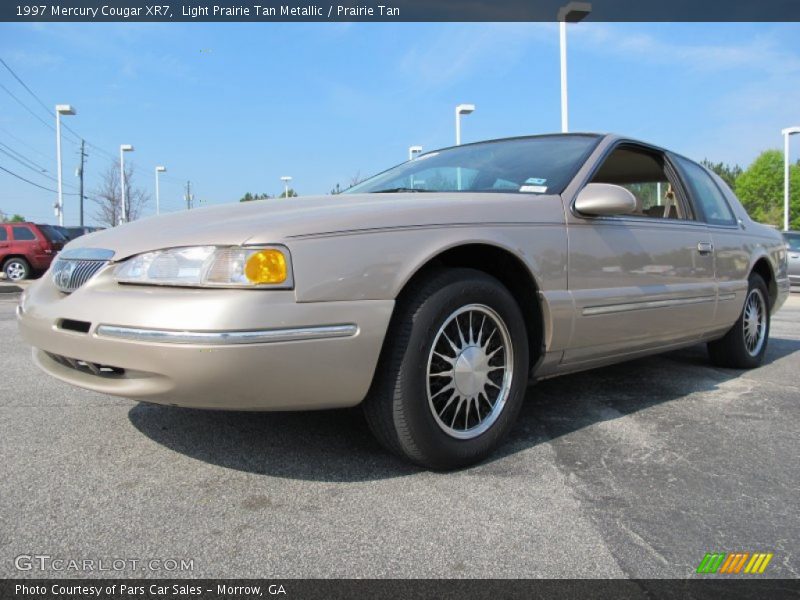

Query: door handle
697;242;714;255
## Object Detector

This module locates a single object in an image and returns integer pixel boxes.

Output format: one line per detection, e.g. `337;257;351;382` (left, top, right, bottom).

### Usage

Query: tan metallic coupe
18;134;790;469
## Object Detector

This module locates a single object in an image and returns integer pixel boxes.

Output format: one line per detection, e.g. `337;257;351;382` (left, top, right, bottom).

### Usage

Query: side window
589;145;689;220
0;227;7;241
674;157;736;226
12;226;36;241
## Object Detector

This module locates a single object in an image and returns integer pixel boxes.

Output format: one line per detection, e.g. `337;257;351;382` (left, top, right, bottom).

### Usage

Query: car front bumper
17;269;393;410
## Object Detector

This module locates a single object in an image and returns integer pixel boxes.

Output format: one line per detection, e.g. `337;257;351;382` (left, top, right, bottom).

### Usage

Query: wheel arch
2;254;30;268
750;254;777;309
394;242;547;373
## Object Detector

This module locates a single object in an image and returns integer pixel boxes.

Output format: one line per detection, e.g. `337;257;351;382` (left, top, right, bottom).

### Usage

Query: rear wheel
3;257;30;282
708;273;770;369
363;268;529;469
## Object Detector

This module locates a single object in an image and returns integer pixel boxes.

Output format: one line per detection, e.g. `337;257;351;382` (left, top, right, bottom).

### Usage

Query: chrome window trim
95;323;358;345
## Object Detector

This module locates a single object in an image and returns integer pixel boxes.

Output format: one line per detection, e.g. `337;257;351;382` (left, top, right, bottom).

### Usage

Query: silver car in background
17;134;790;469
785;231;800;286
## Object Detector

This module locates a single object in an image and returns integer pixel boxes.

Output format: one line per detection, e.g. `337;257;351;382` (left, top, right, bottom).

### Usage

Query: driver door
563;143;716;365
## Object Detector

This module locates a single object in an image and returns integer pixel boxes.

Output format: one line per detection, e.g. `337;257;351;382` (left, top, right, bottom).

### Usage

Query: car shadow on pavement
128;337;800;482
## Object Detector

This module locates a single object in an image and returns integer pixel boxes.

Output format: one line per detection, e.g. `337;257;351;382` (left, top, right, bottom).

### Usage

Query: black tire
708;273;770;369
3;257;30;282
363;268;529;470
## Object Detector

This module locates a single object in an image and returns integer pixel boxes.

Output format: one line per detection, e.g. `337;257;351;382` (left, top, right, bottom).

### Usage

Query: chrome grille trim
51;258;108;293
59;247;115;261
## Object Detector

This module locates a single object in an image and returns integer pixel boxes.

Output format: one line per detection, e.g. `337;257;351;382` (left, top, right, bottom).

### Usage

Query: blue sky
0;22;799;225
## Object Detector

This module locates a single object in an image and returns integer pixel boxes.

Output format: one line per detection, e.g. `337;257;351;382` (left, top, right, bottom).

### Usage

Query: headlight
114;245;293;289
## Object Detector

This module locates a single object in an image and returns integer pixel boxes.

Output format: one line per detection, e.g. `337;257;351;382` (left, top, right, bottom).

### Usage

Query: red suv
1;222;67;282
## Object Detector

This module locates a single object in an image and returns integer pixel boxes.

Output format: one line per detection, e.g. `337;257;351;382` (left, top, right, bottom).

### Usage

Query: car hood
66;192;541;260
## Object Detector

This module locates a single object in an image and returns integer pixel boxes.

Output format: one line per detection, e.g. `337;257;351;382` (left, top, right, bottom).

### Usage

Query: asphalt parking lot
1;286;798;579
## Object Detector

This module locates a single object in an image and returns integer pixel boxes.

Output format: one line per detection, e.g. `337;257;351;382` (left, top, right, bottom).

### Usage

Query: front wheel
363;268;529;470
708;273;770;369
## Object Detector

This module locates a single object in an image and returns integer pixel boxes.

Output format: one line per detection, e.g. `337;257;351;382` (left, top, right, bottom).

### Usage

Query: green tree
701;159;743;192
735;150;800;229
239;192;270;202
10;214;25;222
279;188;298;198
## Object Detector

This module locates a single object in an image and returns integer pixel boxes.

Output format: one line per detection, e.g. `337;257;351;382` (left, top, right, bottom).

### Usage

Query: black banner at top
3;0;800;22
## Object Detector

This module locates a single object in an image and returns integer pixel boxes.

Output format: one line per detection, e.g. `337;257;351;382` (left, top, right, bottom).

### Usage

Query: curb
0;285;23;294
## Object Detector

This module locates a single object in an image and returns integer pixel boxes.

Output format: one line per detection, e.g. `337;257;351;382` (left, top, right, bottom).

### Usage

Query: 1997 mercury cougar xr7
17;134;790;469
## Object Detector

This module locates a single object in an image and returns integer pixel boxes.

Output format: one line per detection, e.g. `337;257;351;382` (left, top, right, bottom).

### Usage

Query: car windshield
785;233;800;252
344;135;600;196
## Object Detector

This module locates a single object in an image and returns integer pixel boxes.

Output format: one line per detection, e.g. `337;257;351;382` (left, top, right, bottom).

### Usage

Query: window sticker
520;185;548;193
525;177;547;185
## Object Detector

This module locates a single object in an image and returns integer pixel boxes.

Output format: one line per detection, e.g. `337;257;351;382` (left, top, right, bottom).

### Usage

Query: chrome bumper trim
95;323;358;345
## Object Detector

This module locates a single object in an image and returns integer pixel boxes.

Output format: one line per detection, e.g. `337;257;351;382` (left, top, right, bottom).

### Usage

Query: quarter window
674;157;736;226
0;227;7;241
11;226;36;241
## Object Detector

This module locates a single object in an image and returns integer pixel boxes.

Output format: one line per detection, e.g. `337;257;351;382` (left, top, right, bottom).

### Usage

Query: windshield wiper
372;187;431;193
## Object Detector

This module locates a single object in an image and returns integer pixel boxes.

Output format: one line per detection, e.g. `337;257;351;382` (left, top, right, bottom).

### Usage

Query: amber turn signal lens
245;250;287;284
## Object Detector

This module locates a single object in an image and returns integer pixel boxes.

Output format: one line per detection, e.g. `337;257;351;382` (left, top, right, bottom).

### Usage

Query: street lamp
155;166;167;216
408;146;423;189
455;104;475;146
782;127;800;231
119;144;134;224
455;105;475;191
557;2;592;133
55;105;76;226
281;176;293;198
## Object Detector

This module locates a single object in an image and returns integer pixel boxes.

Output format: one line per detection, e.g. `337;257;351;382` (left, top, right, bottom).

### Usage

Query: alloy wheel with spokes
362;268;529;469
708;272;770;369
742;288;767;357
427;304;513;439
5;260;28;281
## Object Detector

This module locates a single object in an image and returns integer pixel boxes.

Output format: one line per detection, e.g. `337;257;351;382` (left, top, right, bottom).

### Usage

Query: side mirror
574;183;638;216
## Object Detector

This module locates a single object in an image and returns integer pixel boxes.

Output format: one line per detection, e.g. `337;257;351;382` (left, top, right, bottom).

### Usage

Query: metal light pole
155;166;166;215
119;144;134;224
782;127;800;231
408;146;423;189
455;105;475;191
281;176;292;198
55;105;76;226
455;104;475;146
557;2;592;133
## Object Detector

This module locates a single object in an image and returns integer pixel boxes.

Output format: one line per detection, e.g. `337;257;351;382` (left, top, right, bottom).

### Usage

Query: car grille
51;258;108;293
45;352;125;377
